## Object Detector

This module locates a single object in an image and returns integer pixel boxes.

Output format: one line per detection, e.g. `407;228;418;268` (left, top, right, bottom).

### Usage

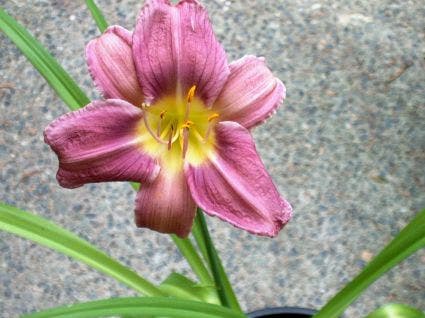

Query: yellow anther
187;85;197;103
141;102;152;111
181;120;194;129
159;110;167;119
208;113;220;122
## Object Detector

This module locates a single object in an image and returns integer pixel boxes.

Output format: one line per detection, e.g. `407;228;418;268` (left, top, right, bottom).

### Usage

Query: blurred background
0;0;424;317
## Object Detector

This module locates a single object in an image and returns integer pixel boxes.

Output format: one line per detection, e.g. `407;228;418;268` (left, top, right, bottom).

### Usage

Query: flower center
137;86;219;172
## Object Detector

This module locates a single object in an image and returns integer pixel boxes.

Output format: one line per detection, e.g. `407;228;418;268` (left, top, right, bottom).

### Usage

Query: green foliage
0;8;89;110
85;0;109;33
366;303;425;318
0;202;165;297
22;297;247;318
314;208;425;318
159;273;220;304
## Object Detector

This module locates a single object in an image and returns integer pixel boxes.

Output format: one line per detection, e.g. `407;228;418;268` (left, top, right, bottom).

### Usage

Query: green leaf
193;209;242;312
85;0;109;33
314;208;425;318
22;297;247;318
0;202;165;297
365;303;425;318
160;273;220;305
0;8;90;110
171;235;214;286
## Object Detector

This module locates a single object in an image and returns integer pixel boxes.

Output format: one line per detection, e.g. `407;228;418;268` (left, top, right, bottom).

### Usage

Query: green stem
192;216;210;265
314;208;425;318
194;209;242;312
171;235;214;286
85;0;109;33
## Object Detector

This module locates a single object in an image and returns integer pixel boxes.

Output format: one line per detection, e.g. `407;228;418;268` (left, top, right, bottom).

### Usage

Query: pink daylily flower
44;0;292;238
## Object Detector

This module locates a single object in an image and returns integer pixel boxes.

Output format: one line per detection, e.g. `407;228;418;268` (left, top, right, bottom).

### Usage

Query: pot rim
247;306;317;317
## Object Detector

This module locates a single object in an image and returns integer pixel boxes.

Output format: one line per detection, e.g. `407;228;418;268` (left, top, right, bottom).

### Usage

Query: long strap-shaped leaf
0;7;90;110
171;235;214;286
85;0;108;33
314;208;425;318
22;297;247;318
0;202;165;297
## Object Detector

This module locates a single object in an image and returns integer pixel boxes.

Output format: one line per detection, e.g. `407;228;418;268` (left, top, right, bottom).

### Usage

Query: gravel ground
0;0;424;317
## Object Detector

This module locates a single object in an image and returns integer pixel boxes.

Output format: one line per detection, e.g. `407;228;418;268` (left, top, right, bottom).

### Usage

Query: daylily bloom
44;0;292;238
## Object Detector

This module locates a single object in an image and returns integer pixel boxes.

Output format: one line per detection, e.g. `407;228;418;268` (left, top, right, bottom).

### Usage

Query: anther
185;85;197;120
181;120;194;129
142;110;168;145
157;110;167;137
208;113;219;122
204;113;220;142
187;85;197;103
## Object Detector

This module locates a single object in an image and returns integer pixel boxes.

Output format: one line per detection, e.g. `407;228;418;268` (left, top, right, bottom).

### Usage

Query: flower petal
185;121;292;237
214;55;286;129
135;169;196;238
86;26;144;106
44;99;160;188
133;0;229;106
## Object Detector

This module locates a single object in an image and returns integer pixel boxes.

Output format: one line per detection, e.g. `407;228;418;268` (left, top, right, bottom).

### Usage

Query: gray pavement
0;0;424;317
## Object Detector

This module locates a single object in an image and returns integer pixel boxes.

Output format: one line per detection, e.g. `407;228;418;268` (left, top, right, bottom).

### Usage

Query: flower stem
171;235;214;286
193;209;242;312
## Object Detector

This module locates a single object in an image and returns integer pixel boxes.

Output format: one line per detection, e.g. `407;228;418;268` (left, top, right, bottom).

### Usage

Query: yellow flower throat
137;85;218;173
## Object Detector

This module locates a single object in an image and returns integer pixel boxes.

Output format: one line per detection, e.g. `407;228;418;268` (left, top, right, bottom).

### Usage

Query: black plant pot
247;307;316;318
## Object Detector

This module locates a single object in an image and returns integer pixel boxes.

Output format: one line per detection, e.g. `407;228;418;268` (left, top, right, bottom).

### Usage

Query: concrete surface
0;0;424;317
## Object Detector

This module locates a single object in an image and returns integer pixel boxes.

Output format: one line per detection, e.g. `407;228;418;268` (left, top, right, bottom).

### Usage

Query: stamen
168;125;174;150
180;120;194;159
181;120;194;129
142;110;168;145
182;127;189;159
204;113;220;142
157;110;167;137
187;85;197;103
185;85;197;120
208;113;219;122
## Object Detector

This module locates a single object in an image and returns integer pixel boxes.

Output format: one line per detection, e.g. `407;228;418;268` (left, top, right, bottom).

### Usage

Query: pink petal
44;99;160;188
135;169;196;238
133;0;229;106
185;121;292;237
214;55;286;129
86;26;144;106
